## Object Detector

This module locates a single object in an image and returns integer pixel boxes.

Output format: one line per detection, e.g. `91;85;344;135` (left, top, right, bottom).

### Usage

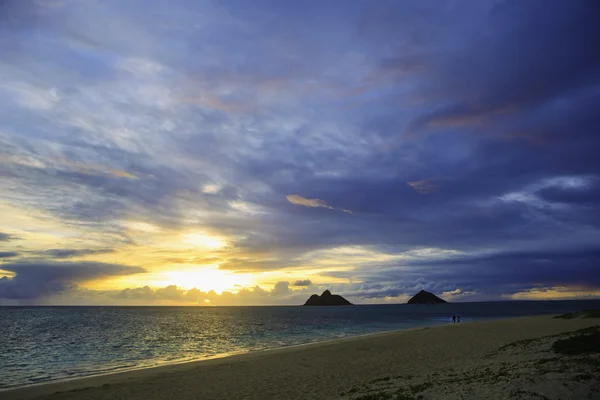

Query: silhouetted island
407;290;447;304
303;290;353;306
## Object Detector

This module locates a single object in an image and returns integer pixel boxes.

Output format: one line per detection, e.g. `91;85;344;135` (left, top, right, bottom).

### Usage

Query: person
457;315;461;323
452;314;456;324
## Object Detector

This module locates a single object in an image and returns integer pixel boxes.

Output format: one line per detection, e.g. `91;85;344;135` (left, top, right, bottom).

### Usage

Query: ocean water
1;300;599;390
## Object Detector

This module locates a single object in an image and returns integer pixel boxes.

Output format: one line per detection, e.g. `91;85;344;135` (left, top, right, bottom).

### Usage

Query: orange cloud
0;154;138;179
508;286;600;300
286;194;330;208
286;195;354;214
407;179;437;194
60;159;138;179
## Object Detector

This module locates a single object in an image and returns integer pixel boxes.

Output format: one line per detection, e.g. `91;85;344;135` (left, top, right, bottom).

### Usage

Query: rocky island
303;290;353;306
407;289;447;304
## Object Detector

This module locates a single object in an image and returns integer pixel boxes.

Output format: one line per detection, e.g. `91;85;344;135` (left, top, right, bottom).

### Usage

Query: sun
182;233;227;249
161;266;252;293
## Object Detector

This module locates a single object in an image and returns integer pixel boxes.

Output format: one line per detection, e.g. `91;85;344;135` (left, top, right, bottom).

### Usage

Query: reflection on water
1;300;599;389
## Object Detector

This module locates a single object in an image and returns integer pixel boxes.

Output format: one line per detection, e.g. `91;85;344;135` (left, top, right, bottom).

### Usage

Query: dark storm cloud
537;179;600;208
414;248;600;288
292;280;312;287
405;0;600;135
330;246;600;300
0;261;146;299
238;0;600;258
42;248;115;258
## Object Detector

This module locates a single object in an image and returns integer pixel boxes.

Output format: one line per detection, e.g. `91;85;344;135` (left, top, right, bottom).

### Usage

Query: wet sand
4;315;599;400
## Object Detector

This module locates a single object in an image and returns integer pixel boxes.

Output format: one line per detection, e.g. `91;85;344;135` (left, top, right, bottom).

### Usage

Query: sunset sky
1;0;599;305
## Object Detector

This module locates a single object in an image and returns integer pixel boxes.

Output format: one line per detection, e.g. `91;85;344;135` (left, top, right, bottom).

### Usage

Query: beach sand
4;314;599;400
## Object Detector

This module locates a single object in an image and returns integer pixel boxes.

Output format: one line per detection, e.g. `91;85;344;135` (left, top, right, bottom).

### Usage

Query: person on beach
457;315;461;323
452;314;456;324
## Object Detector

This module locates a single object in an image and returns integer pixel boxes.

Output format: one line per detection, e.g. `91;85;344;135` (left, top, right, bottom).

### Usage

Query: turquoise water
1;300;599;389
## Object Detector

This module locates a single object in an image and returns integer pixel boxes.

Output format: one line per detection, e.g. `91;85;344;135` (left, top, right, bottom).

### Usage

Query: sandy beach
4;314;599;400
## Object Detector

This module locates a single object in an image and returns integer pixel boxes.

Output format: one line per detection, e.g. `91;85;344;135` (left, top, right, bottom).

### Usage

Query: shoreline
1;315;586;395
3;314;599;400
1;318;449;392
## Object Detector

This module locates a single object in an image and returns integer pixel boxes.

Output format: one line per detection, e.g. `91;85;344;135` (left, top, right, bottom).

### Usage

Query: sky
1;0;599;305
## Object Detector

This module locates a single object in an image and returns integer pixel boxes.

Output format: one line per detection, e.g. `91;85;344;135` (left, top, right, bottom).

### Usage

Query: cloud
0;0;598;304
286;195;354;214
270;281;290;296
0;232;15;241
60;160;138;180
0;251;19;258
335;246;600;302
0;261;145;299
35;0;67;9
407;179;437;194
3;82;61;111
509;286;600;301
1;153;139;180
286;194;331;209
41;248;115;259
292;279;312;287
87;282;316;306
536;179;600;207
402;0;600;140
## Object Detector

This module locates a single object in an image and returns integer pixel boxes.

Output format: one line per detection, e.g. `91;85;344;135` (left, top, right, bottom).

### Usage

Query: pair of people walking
452;314;461;324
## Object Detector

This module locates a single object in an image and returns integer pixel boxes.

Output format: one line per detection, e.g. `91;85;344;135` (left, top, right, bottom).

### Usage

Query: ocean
1;300;599;390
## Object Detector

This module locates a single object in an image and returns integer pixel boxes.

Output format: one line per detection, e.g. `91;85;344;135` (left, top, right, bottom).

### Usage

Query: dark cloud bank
0;261;145;300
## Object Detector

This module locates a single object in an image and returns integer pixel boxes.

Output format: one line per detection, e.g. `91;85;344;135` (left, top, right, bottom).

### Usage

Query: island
407;289;448;304
303;290;353;306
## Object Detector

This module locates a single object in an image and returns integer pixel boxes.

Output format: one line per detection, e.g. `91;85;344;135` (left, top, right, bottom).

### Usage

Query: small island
303;290;353;306
407;290;447;304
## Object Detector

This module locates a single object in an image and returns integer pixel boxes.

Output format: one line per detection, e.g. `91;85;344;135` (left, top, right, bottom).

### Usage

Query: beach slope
4;314;599;400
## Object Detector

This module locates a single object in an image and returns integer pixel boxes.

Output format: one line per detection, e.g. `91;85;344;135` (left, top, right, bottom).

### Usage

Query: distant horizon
2;297;600;308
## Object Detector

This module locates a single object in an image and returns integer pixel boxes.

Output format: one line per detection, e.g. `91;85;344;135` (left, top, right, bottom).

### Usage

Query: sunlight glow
124;221;161;233
182;233;227;249
201;183;221;194
160;266;253;293
509;287;600;300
